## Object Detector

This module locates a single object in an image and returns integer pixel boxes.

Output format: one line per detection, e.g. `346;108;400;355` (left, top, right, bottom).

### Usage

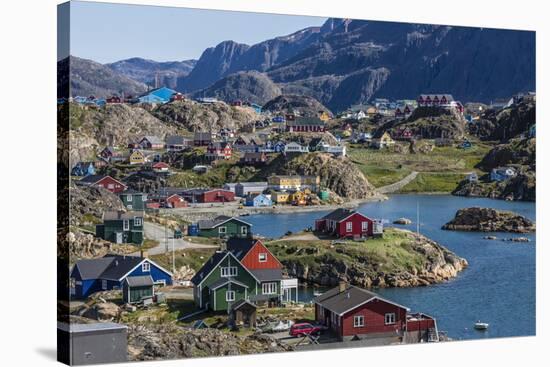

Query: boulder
442;207;535;233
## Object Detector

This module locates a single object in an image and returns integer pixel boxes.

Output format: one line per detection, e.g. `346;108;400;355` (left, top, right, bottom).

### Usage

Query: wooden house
206;142;232;160
106;95;122;104
71;162;96;177
235;182;268;197
245;194;273;207
96;211;144;245
286;117;326;133
170;92;185;102
129;150;146;165
241;152;267;165
77;175;127;193
196;216;252;238
194;132;213;146
152;162;170;173
181;188;235;203
123;275;154;304
371;132;395;149
139;136;164;150
70;255;172;299
166;135;192;151
230;300;257;328
119;191;147;211
315;208;382;239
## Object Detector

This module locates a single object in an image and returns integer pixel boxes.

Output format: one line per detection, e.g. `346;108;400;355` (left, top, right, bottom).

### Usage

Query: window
362;221;368;231
142;262;150;272
127;194;132;201
107;184;114;189
354;315;364;327
142;195;147;202
127;205;133;210
262;282;277;295
221;267;238;277
259;253;267;262
134;217;142;226
385;313;396;325
226;291;235;302
123;220;129;231
241;226;248;235
346;222;353;232
218;226;227;234
101;280;107;290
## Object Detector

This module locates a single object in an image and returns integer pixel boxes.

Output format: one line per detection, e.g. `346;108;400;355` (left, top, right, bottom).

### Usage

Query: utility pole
416;201;420;235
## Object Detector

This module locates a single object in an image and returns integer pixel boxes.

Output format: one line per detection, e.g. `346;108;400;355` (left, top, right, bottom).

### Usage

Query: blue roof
138;87;177;103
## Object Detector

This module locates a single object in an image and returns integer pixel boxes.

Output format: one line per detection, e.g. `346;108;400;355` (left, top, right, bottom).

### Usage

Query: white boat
474;321;489;330
313;291;323;297
271;320;294;332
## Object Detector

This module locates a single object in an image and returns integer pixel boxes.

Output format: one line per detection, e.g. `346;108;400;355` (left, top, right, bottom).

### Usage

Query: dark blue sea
245;194;536;341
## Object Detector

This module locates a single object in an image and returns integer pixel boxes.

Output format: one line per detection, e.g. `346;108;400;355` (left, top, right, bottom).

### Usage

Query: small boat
474;323;489;330
313;291;323;297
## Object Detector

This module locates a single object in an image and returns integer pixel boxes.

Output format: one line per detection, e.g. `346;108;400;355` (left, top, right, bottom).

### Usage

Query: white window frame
221;267;238;277
362;221;368;231
218;226;227;234
123;220;130;231
262;282;277;295
346;222;353;232
240;226;248;235
134;217;142;226
107;183;115;189
258;253;267;262
127;205;133;210
101;280;107;290
354;315;365;328
385;313;396;325
127;194;132;201
226;291;235;302
142;262;151;272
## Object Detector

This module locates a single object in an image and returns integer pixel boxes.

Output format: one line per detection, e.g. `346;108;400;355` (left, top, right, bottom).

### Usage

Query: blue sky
67;1;325;64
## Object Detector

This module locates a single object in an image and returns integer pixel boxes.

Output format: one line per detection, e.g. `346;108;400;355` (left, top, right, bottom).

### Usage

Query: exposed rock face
262;94;332;117
193;71;282;105
79;302;122;321
453;171;535;202
173;265;196;282
152;100;259;132
473;101;535;141
280;152;376;199
477;138;535;171
69;184;125;226
442;207;535;233
127;324;292;361
275;229;467;288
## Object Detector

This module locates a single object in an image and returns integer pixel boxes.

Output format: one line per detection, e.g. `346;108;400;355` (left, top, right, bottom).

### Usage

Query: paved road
139;222;217;255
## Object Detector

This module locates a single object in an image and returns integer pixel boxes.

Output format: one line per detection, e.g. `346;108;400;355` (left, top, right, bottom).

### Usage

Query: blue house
491;167;517;182
71;162;96;177
137;87;177;104
272;116;285;123
461;140;472;149
250;103;263;114
70;255;173;299
245;193;273;207
273;141;286;153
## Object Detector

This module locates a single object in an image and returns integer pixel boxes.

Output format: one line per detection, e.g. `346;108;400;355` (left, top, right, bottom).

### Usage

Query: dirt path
377;171;418;194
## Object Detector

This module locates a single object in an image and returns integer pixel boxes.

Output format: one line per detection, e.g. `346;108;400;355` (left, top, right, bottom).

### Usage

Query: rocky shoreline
442;207;535;233
269;228;468;289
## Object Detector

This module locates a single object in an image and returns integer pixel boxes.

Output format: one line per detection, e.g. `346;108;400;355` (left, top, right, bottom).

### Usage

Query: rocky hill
442;207;535;233
452;170;535;202
69;103;177;167
152;100;259;132
477;137;535;171
192;71;281;105
107;57;196;89
60;56;148;98
262;94;332;116
267;228;468;288
472;100;535;141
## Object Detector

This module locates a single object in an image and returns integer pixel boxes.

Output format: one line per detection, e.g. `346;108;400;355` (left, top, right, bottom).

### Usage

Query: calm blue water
246;195;536;341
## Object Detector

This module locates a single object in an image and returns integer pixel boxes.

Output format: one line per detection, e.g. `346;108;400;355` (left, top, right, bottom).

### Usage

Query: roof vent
115;260;119;267
339;280;347;293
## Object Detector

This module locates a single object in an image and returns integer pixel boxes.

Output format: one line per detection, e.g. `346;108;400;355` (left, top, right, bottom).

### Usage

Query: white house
284;142;309;154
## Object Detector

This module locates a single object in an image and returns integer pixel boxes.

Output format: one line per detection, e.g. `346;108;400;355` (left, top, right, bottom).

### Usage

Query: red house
181;189;235;203
77;175;127;193
170;92;185;102
165;194;187;208
206;142;232;160
286;117;326;133
315;208;381;239
106;95;122;104
152;162;170;173
314;283;439;342
227;238;282;271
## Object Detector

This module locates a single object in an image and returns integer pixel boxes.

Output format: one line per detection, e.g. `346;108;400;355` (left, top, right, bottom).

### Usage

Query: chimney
140;250;148;258
339;280;347;293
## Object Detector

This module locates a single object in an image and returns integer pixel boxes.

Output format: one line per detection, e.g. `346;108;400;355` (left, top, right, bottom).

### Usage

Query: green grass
151;248;217;272
121;299;197;325
348;140;492;192
266;228;427;275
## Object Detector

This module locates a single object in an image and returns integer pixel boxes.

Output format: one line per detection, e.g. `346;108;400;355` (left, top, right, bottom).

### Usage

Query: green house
119;191;147;211
197;216;252;238
123;275;154;304
96;211;144;245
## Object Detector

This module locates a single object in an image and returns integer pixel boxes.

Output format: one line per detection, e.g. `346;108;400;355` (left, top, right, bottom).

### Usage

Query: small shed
230;299;257;328
123;275;154;304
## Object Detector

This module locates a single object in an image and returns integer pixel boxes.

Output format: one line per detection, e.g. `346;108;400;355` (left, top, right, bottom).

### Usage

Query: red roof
153;162;170;169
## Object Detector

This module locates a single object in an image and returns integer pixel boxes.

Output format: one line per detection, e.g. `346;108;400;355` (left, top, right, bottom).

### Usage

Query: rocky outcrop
69;184;125;226
127;324;292;361
453;170;535;202
152;100;259;133
477;138;535;171
442;207;535;233
270;229;468;288
262;94;332;117
473;101;535;141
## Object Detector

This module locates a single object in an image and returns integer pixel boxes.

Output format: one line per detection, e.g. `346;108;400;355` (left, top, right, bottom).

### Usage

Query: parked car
289;323;324;337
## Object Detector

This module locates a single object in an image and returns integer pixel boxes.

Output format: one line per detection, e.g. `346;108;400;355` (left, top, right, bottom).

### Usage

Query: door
283;288;290;302
115;232;123;244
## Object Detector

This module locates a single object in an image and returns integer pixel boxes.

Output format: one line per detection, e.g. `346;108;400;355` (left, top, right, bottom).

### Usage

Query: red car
289;323;324;337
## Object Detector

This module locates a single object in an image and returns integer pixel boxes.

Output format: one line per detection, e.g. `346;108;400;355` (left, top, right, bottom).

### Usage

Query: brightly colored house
137;87;177;104
119;191;147;211
96;211;144;245
70;255;172;300
71;162;96;177
315;208;383;239
77;175;127;193
245;194;273;207
196;216;252;238
129;150;146;165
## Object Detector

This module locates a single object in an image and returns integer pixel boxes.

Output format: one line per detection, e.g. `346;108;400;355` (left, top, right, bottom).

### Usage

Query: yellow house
272;192;291;204
366;107;377;116
268;176;302;191
371;132;395;149
129;150;146;165
289;190;309;206
319;111;331;122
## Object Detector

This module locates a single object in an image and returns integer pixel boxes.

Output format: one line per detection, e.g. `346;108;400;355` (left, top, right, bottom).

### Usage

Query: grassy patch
121;299;197;325
151;248;217;272
398;172;465;193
